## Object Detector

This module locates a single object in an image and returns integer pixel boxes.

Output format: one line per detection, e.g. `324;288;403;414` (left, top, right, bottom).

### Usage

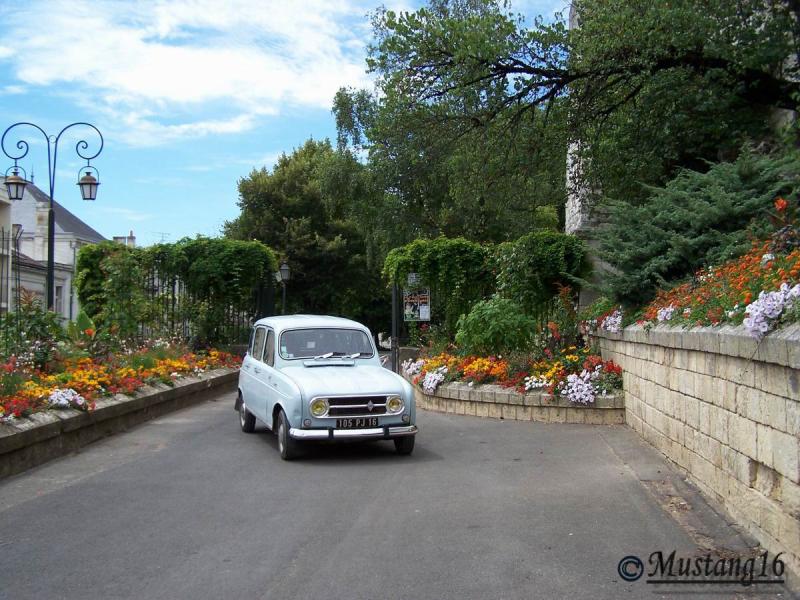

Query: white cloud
1;0;373;146
97;206;153;222
1;85;25;95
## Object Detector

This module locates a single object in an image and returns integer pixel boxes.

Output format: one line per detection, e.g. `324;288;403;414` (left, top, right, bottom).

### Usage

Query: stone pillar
565;4;614;310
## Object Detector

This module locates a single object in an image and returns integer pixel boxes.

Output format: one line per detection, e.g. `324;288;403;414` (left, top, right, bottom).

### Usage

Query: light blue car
235;315;417;460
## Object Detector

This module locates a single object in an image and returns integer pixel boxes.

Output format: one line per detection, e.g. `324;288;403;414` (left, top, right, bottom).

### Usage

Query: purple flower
657;305;675;322
743;282;800;339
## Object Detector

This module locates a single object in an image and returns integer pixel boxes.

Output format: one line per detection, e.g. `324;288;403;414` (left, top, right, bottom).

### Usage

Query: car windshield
279;328;374;360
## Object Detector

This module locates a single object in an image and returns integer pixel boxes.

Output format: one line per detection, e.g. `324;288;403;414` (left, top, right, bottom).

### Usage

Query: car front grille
326;396;388;417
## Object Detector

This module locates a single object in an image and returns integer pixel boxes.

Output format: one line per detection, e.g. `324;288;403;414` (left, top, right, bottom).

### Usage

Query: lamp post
275;261;290;314
2;122;103;312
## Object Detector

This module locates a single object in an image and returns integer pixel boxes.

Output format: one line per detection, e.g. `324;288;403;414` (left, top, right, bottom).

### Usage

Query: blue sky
0;0;567;246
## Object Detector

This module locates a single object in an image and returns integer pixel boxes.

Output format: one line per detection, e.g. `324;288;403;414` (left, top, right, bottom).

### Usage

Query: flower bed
0;346;240;424
641;241;800;336
403;347;622;405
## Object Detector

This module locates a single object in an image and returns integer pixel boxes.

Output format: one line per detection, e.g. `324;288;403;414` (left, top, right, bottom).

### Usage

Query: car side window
252;327;266;362
264;330;275;366
247;327;256;355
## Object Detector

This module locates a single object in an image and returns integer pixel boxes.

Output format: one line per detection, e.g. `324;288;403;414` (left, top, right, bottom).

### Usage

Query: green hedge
383;232;589;335
76;237;277;344
383;237;493;333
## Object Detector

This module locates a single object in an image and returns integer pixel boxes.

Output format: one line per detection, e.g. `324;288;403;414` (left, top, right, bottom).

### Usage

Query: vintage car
235;315;417;460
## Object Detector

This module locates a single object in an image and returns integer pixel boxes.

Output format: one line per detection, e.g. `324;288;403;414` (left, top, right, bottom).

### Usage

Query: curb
0;368;239;480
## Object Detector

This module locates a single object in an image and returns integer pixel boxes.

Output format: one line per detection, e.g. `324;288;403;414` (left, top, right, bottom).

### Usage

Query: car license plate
336;417;379;429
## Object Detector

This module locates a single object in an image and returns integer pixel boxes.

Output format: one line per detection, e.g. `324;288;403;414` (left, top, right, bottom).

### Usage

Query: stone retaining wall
0;368;238;479
595;324;800;583
408;377;624;424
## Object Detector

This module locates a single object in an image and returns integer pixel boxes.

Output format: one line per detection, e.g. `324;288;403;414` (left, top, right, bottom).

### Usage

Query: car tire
277;410;300;460
394;435;415;456
239;395;256;433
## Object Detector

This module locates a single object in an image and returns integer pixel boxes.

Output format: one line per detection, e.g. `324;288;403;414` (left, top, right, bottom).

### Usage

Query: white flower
47;388;86;410
402;358;425;377
524;376;549;391
421;366;447;394
761;253;775;266
601;309;623;333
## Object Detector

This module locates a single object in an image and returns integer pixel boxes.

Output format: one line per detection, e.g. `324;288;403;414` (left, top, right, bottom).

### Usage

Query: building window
55;285;63;315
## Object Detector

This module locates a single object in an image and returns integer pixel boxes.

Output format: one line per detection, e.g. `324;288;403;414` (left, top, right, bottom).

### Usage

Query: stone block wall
595;324;800;582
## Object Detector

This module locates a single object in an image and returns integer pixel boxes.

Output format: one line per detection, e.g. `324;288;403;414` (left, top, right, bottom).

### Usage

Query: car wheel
276;410;300;460
239;395;256;433
394;435;415;456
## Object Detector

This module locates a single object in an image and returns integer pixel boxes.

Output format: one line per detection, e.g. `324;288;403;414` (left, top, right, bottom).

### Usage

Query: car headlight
310;398;329;417
386;395;404;414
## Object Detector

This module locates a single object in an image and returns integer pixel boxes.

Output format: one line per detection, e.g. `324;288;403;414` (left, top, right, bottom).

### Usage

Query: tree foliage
348;0;798;205
223;139;388;335
599;146;800;305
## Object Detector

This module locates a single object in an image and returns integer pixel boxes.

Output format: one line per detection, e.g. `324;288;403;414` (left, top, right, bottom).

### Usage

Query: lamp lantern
77;169;99;201
5;168;26;201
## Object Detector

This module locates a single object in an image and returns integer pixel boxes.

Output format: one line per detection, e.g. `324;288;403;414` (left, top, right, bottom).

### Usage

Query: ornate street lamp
4;166;27;201
1;122;103;311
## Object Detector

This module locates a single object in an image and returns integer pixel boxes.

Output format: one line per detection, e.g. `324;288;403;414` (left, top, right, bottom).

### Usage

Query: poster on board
403;288;431;321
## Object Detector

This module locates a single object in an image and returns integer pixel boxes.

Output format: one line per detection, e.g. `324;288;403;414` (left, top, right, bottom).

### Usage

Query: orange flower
775;197;788;212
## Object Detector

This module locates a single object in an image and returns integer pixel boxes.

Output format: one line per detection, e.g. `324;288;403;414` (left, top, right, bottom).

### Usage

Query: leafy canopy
352;0;798;204
224;139;388;334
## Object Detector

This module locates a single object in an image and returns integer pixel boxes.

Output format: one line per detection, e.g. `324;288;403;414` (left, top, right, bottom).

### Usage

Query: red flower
775;197;788;212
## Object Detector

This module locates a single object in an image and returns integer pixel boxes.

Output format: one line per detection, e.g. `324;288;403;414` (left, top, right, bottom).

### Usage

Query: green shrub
494;231;589;314
0;290;66;368
599;145;800;305
455;297;535;355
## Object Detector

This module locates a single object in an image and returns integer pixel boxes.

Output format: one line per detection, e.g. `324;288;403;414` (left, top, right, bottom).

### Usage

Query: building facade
5;181;107;321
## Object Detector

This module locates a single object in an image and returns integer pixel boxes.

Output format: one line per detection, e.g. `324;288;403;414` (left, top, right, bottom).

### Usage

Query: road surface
0;390;792;599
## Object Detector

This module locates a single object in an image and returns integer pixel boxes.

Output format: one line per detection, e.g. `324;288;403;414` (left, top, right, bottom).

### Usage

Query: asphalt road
0;390;793;600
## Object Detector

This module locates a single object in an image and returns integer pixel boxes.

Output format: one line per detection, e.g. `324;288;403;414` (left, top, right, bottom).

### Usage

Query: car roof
254;314;370;333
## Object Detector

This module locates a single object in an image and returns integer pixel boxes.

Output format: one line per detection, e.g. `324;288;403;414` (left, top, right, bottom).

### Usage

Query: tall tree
224;139;388;334
345;0;798;205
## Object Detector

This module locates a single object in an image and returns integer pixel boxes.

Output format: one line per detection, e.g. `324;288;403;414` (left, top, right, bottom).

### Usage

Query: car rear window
279;328;374;359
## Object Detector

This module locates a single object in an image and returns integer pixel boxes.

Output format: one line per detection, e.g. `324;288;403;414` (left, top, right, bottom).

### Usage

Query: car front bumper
288;425;418;440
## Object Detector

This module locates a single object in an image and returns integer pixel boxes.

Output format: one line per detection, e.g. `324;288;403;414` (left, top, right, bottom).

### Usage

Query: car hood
281;364;406;399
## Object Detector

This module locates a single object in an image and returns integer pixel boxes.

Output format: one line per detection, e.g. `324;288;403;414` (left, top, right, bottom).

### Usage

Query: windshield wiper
311;351;367;360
